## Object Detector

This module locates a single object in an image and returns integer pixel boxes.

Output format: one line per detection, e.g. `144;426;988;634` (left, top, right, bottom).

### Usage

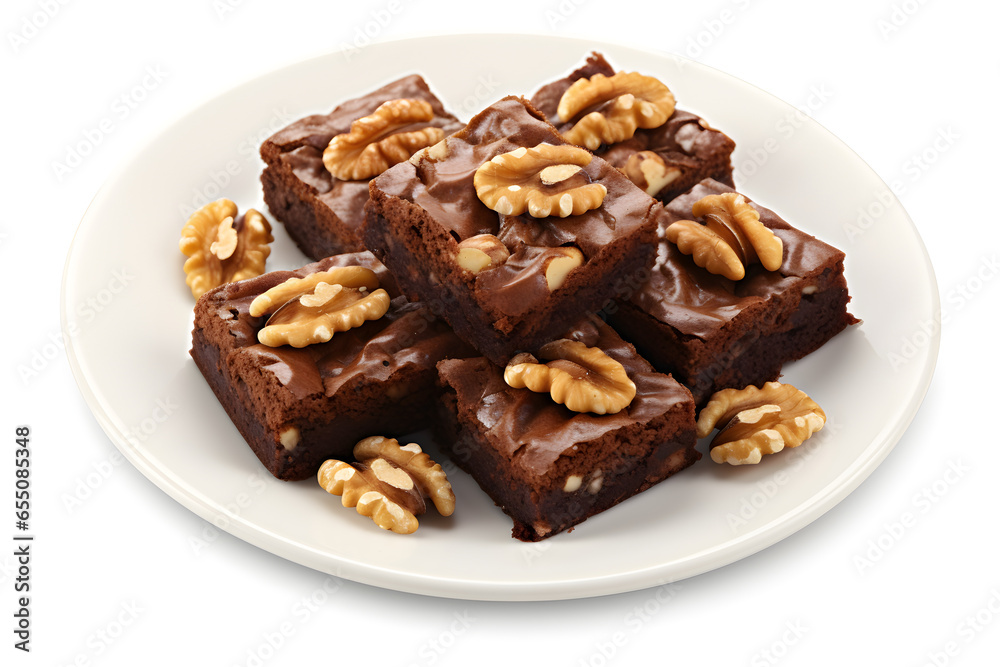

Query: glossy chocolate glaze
262;75;462;232
205;253;472;400
631;179;845;339
530;52;734;175
437;317;692;474
375;96;655;250
373;96;657;315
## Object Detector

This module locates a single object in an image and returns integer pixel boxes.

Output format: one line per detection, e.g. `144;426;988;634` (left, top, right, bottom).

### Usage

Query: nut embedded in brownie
189;252;474;481
435;316;698;542
363;95;661;366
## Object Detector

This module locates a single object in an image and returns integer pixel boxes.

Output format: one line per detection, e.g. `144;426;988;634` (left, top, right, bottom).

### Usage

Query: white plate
61;34;938;601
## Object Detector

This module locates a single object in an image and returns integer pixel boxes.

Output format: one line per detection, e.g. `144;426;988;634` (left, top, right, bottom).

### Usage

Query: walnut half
179;199;273;298
665;193;783;281
323;98;445;181
317;437;455;534
253;267;389;348
558;71;676;150
258;282;389;348
473;143;607;218
248;266;380;317
697;382;826;465
504;339;636;415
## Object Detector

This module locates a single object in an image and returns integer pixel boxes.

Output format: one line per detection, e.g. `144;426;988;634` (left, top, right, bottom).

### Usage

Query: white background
3;0;999;665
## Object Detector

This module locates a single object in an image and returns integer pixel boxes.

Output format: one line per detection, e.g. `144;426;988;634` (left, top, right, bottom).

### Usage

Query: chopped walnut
665;192;783;280
504;339;636;415
408;137;448;165
179;199;273;298
623;151;681;196
317;437;455;534
697;382;827;465
557;71;676;150
323;99;445;181
473;143;607;218
455;234;510;274
278;426;300;450
544;247;584;291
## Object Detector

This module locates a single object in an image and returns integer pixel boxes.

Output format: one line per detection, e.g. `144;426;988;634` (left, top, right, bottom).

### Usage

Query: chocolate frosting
438;317;692;474
205;253;472;400
375;96;654;250
530;52;733;172
631;179;846;339
373;96;657;315
263;74;462;232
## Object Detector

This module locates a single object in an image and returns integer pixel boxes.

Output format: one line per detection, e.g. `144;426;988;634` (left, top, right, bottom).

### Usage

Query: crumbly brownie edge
190;264;466;481
190;324;289;477
192;318;457;481
260;163;362;260
514;406;698;542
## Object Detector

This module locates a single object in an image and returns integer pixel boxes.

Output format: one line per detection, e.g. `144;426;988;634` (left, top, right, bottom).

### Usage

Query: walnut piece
317;460;421;534
623;151;681;196
179;199;273;298
209;214;238;260
257;280;390;348
455;234;510;274
544;247;584;291
279;426;300;450
248;267;380;317
408;137;448;165
473;143;607;218
697;382;827;465
317;436;455;534
354;436;455;516
323;99;445;181
665;193;783;280
557;71;676;150
665;220;744;280
503;339;636;415
695;194;783;270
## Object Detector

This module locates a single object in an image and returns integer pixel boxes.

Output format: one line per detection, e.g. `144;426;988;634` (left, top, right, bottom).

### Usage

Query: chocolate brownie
363;95;661;367
261;75;463;260
531;52;735;202
608;179;859;405
190;252;474;481
435;317;698;542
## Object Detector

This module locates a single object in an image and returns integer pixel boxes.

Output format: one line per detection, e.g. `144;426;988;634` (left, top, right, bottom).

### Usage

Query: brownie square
608;179;859;405
363;95;661;367
435;317;698;542
261;75;463;260
530;52;735;202
190;252;474;481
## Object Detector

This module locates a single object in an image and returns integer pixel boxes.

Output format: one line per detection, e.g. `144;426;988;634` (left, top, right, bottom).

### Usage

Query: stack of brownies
190;52;856;541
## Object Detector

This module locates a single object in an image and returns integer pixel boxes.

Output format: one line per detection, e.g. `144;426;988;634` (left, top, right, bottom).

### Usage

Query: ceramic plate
62;34;938;601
